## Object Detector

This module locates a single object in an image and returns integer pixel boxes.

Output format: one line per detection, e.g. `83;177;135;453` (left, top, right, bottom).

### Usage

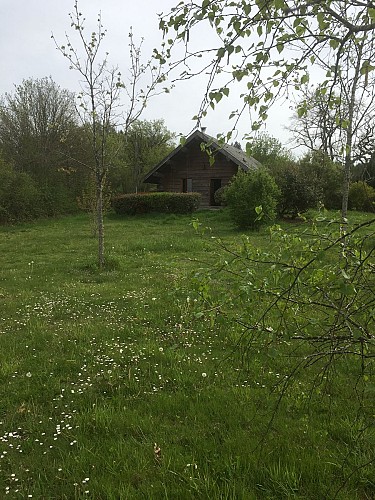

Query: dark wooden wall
157;140;239;207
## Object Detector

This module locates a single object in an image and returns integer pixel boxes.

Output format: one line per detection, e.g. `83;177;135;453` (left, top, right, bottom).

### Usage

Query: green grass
0;209;374;499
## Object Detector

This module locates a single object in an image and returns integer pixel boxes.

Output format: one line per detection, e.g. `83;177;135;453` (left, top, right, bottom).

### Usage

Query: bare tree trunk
341;42;364;222
96;177;105;269
342;142;352;220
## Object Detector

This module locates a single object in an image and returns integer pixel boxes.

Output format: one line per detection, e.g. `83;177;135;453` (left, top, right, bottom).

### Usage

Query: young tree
53;1;165;268
156;0;375;220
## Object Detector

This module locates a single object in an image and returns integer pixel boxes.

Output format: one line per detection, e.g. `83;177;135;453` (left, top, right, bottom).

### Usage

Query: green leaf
297;105;307;118
227;44;234;56
217;47;226;59
341;269;350;280
360;61;375;75
296;25;306;37
274;0;286;10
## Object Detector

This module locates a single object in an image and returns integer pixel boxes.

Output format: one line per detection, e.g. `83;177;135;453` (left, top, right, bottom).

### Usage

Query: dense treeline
0;78;175;224
1;77;374;225
245;133;374;219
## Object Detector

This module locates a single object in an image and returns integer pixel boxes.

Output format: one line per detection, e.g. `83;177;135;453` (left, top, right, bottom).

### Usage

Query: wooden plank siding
157;140;238;207
144;130;260;208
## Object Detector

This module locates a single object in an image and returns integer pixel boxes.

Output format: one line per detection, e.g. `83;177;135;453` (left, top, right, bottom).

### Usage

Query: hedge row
112;192;201;215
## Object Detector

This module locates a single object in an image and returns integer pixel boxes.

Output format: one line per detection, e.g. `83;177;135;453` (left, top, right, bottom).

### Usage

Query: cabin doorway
210;179;222;206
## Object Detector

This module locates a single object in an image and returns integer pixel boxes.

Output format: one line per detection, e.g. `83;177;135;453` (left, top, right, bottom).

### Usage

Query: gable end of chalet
143;129;261;208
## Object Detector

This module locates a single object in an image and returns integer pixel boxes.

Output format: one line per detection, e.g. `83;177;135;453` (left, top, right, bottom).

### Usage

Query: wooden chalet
143;129;261;208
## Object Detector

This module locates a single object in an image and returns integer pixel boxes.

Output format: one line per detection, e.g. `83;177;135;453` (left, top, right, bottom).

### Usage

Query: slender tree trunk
96;175;105;269
341;41;364;222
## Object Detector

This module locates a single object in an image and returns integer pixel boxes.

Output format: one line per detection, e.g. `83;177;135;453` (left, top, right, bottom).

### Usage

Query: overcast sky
1;0;295;147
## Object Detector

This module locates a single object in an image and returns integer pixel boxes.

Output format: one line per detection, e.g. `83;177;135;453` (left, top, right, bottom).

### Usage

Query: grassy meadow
0;209;374;499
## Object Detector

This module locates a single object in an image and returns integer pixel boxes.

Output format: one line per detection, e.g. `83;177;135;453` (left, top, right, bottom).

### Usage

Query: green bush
112;192;201;215
0;159;42;223
298;151;343;210
225;168;280;229
269;161;318;217
348;181;375;212
213;185;228;206
267;152;343;217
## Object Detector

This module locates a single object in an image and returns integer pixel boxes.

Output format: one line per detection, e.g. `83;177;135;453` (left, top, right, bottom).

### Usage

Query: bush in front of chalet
214;185;228;206
112;192;201;215
225;168;280;229
348;181;375;212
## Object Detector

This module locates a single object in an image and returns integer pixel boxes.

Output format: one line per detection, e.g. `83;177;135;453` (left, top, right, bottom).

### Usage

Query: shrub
225;168;280;229
348;181;375;212
112;192;201;215
298;151;343;210
213;185;228;206
0;159;42;223
269;161;317;217
267;152;343;217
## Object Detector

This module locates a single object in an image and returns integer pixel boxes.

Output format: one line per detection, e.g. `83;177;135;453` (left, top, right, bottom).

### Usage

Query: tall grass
0;210;374;499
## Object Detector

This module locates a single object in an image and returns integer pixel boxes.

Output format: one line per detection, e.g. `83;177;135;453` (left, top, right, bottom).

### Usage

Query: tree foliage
0;77;88;211
156;0;375;218
0;155;41;224
225;168;280;229
246;133;292;168
108;119;175;194
290;85;375;166
349;181;375;212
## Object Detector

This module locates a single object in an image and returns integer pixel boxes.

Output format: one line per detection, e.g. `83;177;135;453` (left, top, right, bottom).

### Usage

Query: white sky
1;0;295;147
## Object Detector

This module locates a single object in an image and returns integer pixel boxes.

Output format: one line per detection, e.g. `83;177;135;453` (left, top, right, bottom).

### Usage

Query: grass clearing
0;210;374;499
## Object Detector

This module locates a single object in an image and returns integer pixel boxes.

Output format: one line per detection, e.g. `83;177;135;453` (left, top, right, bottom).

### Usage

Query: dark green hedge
112;192;201;215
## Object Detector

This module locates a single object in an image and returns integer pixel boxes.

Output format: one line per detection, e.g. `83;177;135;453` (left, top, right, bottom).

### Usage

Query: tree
108;119;175;194
53;1;165;268
246;133;292;167
288;85;343;161
156;0;375;220
0;77;87;212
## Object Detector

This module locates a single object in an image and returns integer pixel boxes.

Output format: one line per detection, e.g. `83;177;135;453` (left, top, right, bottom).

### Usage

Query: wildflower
154;443;161;462
26;372;32;378
202;372;207;378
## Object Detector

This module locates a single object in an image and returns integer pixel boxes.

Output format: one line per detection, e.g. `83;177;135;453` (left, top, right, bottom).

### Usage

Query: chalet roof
143;129;261;183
